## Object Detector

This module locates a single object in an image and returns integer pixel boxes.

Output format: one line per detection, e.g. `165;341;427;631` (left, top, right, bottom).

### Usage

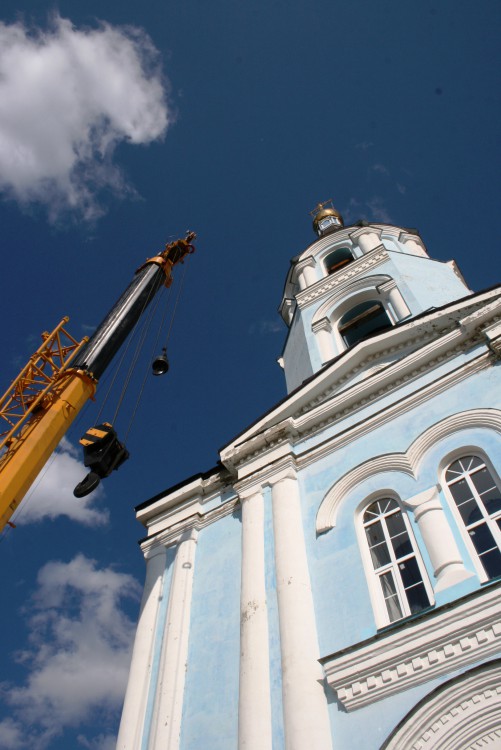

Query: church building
117;203;501;750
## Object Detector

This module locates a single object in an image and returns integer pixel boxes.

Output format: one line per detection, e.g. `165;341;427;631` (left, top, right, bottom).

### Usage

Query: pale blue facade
120;211;501;750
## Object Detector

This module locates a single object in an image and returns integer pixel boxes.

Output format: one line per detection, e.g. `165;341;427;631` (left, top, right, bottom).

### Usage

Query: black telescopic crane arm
72;232;196;381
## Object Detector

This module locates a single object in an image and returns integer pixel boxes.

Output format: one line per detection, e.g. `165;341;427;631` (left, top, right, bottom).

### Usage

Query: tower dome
311;200;344;236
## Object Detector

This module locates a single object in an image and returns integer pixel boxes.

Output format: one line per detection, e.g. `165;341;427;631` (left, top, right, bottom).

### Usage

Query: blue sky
0;2;499;748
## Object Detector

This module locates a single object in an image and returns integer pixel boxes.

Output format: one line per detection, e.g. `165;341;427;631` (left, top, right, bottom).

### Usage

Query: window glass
445;454;501;580
363;499;431;624
339;300;392;347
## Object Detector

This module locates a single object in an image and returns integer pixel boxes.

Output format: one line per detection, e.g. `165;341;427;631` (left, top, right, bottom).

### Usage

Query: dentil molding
320;583;501;711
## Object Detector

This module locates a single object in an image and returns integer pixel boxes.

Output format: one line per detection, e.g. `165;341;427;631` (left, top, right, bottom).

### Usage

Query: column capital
348;226;382;240
403;486;440;517
264;462;298;488
295;255;316;272
142;541;168;561
234;478;265;503
311;316;332;334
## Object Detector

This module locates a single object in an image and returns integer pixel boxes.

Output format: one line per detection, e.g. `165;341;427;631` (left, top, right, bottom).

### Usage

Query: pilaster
268;465;332;750
116;544;167;750
237;485;272;750
148;530;198;750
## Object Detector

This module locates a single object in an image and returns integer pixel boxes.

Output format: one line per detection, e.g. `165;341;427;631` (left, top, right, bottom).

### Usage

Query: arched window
338;300;392;347
445;455;501;580
363;498;432;624
324;247;353;275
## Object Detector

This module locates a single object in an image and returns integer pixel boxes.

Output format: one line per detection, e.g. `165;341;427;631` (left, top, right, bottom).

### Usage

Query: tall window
363;498;432;624
324;247;353;275
338;300;392;348
445;455;501;580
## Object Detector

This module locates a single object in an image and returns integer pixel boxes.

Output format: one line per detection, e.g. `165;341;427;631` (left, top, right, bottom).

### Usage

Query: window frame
357;495;434;628
441;452;501;583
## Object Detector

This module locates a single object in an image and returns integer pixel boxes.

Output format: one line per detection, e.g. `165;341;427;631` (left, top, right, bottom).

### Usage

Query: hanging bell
152;347;169;376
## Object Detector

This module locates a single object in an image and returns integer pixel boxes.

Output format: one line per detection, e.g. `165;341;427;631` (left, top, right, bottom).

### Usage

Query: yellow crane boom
0;233;196;532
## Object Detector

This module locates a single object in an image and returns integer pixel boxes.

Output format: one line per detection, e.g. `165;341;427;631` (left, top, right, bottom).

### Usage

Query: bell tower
279;201;472;392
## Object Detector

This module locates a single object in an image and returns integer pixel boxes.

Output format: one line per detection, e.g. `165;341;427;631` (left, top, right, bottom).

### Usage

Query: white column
116;544;167;750
270;470;332;750
349;227;382;254
238;488;272;750
377;279;411;320
312;318;337;363
148;530;198;750
297;260;317;290
404;487;473;592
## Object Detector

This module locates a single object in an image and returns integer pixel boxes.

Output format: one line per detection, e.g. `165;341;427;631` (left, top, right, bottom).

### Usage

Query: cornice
232;357;492;488
139;494;239;553
295;246;389;309
221;290;501;474
321;583;501;711
224;338;490;478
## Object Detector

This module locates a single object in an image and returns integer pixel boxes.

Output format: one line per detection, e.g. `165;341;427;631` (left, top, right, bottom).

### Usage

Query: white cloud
371;163;389;176
366;195;393;223
0;718;25;749
0;15;170;221
15;437;108;526
2;555;141;749
249;318;284;335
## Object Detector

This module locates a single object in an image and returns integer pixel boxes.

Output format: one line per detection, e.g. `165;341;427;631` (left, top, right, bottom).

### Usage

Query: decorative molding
382;661;501;750
484;320;501;359
310;272;392;326
297;248;389;309
459;300;501;334
316;408;501;533
140;496;239;554
321;584;501;711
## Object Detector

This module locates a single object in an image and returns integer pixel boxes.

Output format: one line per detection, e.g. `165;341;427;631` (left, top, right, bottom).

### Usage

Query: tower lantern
311;199;344;236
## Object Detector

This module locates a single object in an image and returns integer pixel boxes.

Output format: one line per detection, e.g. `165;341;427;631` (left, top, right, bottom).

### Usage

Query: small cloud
371;163;389;176
0;14;170;222
355;141;373;150
249;319;284;335
366;196;393;223
396;183;406;195
14;438;108;526
2;555;141;748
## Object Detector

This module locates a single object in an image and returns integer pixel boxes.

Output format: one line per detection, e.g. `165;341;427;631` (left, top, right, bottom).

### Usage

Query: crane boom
0;233;196;532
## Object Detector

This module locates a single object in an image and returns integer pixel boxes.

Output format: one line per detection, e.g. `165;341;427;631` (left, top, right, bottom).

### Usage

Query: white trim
321;583;501;710
295;247;390;309
310;273;393;327
222;288;501;474
383;661;501;750
316;409;501;533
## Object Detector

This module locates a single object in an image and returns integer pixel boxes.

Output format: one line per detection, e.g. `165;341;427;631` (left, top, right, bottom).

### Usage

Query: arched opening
338;300;392;347
324;247;353;275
